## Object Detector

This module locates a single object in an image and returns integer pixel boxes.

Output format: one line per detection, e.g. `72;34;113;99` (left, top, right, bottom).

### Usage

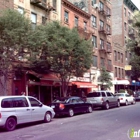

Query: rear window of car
87;92;101;97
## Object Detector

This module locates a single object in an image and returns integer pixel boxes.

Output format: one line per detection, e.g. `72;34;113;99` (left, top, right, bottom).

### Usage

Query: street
0;102;140;140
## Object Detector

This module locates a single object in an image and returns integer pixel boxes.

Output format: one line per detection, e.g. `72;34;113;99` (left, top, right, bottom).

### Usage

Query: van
86;91;120;109
0;96;55;131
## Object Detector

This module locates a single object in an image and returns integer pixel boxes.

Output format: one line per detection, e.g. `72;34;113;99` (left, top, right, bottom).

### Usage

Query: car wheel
117;101;120;107
87;106;93;113
44;112;52;123
68;109;74;117
125;100;128;106
104;102;109;110
5;117;16;131
132;100;136;105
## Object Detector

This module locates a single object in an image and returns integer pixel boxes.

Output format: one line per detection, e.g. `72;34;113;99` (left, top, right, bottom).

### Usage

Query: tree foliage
0;9;31;95
30;21;93;97
127;11;140;80
100;67;113;90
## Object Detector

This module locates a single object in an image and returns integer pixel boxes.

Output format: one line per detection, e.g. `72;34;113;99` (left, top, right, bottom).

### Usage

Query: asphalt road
0;102;140;140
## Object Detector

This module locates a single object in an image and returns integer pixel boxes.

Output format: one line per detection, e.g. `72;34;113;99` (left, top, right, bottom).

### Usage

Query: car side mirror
39;103;43;107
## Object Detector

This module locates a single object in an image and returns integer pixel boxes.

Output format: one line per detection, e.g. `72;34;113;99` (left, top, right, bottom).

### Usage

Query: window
124;8;126;17
13;97;28;107
118;52;120;61
101;92;106;97
93;55;97;67
91;15;96;27
92;35;97;47
114;51;117;61
106;92;112;96
128;12;131;20
100;39;104;49
115;67;117;77
119;68;121;78
121;53;123;63
75;17;78;27
100;57;105;67
91;0;96;6
31;12;37;29
84;21;87;31
107;42;111;51
64;11;69;23
99;20;104;30
99;1;104;11
1;98;13;108
125;51;128;60
124;22;127;31
53;0;57;11
106;24;111;33
28;97;41;107
122;69;124;78
106;7;111;16
18;6;24;14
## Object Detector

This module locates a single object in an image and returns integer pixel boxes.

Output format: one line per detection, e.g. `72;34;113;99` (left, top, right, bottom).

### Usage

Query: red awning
72;81;98;88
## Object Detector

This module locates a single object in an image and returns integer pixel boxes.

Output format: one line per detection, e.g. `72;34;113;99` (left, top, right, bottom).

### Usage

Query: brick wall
0;0;14;10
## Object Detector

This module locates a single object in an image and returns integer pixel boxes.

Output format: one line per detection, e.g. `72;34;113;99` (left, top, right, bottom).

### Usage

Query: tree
127;11;140;80
100;67;113;90
0;9;31;95
29;21;93;97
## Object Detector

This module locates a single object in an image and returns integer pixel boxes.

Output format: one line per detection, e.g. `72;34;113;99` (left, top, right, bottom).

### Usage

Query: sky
131;0;140;10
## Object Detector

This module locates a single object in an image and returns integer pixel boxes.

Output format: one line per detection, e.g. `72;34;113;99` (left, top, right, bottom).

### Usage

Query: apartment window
31;12;37;29
93;55;97;67
106;24;111;33
91;15;96;27
106;7;111;16
100;20;104;30
121;53;123;63
125;51;128;60
119;68;121;78
18;6;24;14
99;1;104;11
124;8;126;17
91;0;96;6
114;51;117;61
118;52;120;61
107;42;111;51
75;17;78;27
115;67;117;77
92;35;97;48
124;22;127;31
128;12;131;20
84;21;87;32
100;39;104;49
42;16;47;25
122;69;124;78
107;60;112;71
64;11;69;23
100;57;105;67
53;0;57;11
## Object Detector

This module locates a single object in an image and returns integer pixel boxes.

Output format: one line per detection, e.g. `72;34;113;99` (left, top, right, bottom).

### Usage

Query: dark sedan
50;96;93;117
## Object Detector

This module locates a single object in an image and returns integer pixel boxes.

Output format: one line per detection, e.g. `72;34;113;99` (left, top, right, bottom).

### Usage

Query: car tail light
101;98;104;102
59;104;65;110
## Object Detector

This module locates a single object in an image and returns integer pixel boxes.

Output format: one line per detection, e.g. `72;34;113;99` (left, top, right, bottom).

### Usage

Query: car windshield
53;98;69;103
87;92;101;97
116;94;124;97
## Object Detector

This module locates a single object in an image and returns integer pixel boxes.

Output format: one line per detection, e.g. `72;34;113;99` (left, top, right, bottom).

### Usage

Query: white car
0;96;55;131
116;93;136;105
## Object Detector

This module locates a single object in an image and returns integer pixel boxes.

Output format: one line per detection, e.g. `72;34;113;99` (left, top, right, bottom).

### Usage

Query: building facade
112;0;138;91
0;0;14;10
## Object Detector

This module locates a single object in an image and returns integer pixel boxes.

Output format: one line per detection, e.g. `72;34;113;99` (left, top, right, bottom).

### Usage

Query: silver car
0;96;55;131
86;91;120;110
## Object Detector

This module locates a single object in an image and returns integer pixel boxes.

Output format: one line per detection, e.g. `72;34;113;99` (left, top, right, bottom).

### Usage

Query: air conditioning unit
93;4;99;9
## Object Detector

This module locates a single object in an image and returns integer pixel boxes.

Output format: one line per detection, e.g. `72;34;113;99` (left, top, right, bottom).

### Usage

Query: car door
77;98;87;113
13;97;31;124
70;98;79;113
28;97;45;122
106;92;114;106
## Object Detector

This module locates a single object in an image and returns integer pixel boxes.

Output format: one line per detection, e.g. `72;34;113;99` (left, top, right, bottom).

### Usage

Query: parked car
86;91;120;110
134;92;140;101
116;93;135;105
50;96;93;117
0;96;55;131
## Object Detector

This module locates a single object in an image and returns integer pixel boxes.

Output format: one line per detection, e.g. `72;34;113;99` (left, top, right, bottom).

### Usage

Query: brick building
0;0;14;10
112;0;138;91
